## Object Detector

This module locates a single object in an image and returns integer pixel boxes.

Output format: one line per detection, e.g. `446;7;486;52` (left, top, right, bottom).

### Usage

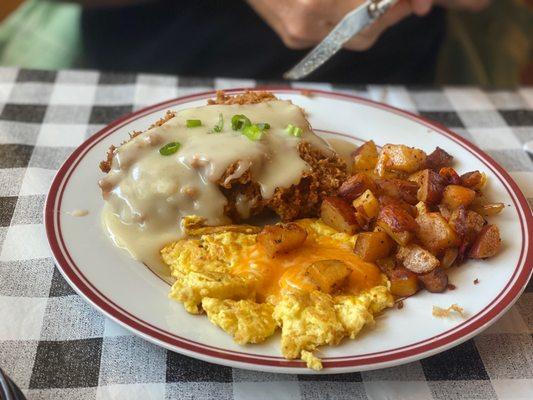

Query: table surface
0;67;532;400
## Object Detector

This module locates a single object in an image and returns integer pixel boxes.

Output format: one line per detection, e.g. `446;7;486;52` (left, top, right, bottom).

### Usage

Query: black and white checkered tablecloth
0;67;532;400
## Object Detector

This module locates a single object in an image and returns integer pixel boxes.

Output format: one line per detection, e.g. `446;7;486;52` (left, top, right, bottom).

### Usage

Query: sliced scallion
212;113;224;133
242;124;264;141
256;122;270;130
159;141;181;156
231;114;251;131
292;126;303;137
186;119;202;128
285;123;302;137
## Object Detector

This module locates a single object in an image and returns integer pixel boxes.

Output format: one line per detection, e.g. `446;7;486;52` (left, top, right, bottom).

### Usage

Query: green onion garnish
256;122;270;130
231;114;251;131
285;124;296;135
285;124;303;137
292;126;302;137
242;124;264;141
231;115;269;140
212;113;224;133
186;119;202;128
159;141;181;156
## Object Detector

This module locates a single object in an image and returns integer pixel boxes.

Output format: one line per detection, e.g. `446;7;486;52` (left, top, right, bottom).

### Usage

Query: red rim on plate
44;89;533;372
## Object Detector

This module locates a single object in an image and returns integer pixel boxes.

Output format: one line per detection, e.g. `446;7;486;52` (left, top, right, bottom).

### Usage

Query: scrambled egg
202;298;277;344
161;217;394;370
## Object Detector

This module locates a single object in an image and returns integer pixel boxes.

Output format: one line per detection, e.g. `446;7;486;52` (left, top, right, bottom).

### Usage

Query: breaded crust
99;111;177;173
219;141;347;221
269;142;347;220
99;130;145;173
207;90;276;105
100;91;347;221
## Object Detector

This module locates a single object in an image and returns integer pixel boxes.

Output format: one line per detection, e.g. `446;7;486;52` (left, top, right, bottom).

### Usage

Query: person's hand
247;0;490;51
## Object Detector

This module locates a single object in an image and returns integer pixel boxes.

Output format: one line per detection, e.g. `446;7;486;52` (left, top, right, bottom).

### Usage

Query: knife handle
369;0;397;19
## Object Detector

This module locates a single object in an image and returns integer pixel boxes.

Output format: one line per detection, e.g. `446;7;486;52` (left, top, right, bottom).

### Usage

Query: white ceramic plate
45;89;532;374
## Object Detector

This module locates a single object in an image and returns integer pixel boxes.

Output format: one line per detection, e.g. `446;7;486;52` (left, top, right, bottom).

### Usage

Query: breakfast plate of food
44;88;532;373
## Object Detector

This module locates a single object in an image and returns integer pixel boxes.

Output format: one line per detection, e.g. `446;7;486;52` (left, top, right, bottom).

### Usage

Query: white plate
45;89;532;374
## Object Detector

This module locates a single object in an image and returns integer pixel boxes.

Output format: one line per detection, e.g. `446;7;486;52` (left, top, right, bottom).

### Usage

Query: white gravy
326;138;358;174
100;100;331;277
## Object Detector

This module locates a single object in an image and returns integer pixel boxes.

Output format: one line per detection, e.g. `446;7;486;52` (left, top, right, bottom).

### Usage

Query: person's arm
246;0;490;51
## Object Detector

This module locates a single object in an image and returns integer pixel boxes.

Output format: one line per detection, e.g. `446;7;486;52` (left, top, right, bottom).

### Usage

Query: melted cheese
100;100;331;276
232;226;382;302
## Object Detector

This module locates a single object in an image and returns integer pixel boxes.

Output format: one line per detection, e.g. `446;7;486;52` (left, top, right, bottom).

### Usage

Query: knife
284;0;398;80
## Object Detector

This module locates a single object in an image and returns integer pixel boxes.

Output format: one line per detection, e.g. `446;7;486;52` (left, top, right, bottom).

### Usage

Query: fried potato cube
202;298;277;344
379;195;416;217
415;201;430;216
376;204;418;246
354;232;393;262
441;185;476;209
388;267;419;297
425;147;453;170
375;256;397;275
417;268;448;293
378;204;418;232
395;180;420;205
437;204;452;220
352;189;380;219
375;151;390;178
416;169;445;205
257;223;307;257
396;244;440;274
439;167;462;185
379;229;412;247
416;212;459;253
378;144;427;173
460;170;487;191
353;206;372;231
440;247;459;269
449;208;485;244
468;225;501;259
338;173;378;202
320;196;359;234
375;178;419;205
305;260;351;294
352;140;379;172
408;170;425;185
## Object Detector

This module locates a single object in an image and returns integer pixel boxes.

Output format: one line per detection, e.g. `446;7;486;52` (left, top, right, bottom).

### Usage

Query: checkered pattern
0;67;532;400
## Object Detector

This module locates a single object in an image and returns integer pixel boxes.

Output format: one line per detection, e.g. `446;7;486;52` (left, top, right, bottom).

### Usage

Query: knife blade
284;0;397;80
